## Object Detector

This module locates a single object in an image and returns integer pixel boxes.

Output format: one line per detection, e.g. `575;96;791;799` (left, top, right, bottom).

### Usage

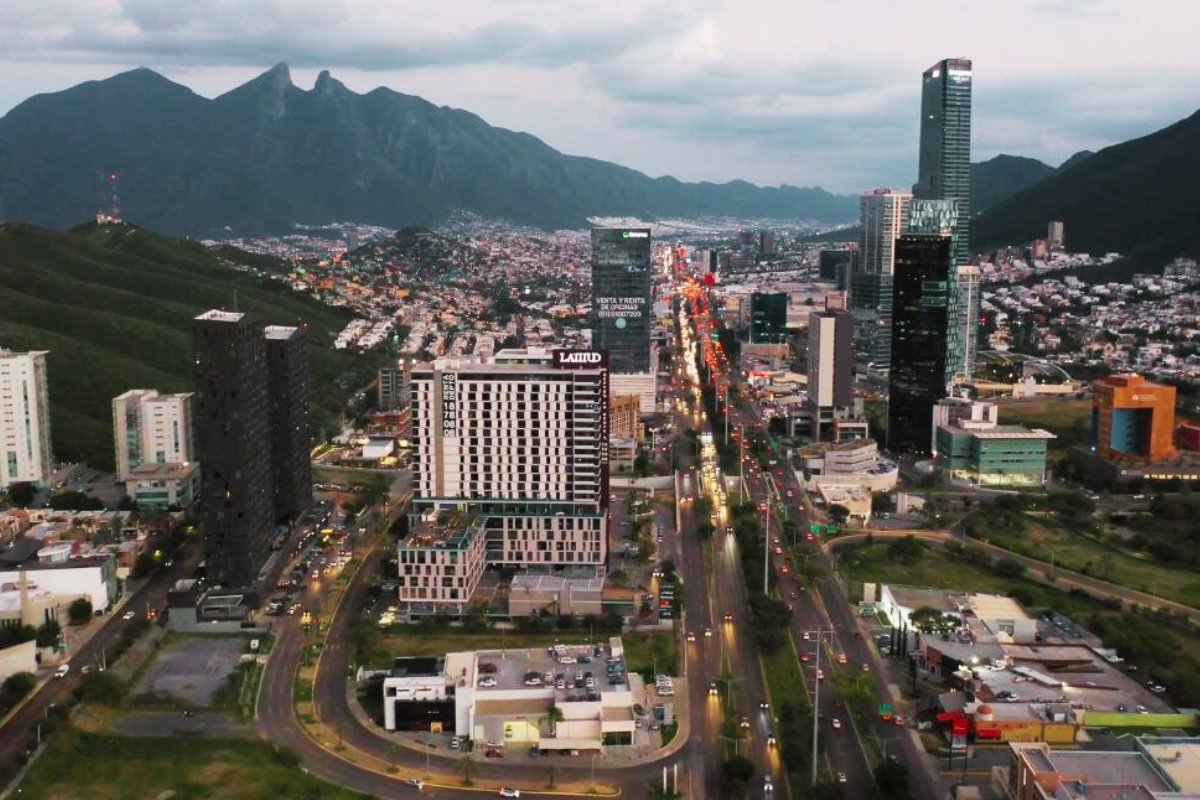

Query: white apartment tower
0;349;53;489
112;389;194;481
411;348;609;572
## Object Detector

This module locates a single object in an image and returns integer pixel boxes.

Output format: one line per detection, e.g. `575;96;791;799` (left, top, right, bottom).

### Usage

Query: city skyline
3;0;1199;193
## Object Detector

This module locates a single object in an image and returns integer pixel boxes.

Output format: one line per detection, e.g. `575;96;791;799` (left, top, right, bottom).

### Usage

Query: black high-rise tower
265;325;311;522
194;310;273;588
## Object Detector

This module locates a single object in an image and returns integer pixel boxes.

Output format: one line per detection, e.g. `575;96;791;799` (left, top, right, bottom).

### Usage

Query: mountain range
0;64;860;235
973;109;1200;263
0;221;377;470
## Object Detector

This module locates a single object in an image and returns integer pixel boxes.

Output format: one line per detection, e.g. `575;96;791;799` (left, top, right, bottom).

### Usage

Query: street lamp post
809;628;834;788
763;499;771;595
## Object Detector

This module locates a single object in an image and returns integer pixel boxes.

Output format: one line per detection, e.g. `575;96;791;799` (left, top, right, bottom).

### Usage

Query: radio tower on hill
96;172;123;225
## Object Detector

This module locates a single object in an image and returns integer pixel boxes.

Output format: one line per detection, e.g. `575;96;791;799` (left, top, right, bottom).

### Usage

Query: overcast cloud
1;0;1198;193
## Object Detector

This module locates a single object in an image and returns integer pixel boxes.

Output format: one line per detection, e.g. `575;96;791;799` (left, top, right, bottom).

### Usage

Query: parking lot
133;637;246;706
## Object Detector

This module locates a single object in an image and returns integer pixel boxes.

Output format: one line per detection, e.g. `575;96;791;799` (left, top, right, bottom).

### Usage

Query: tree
130;550;158;579
886;535;925;565
6;482;36;508
874;758;911;799
47;490;103;511
0;672;36;714
608;569;629;588
80;670;126;706
722;754;755;785
459;753;475;786
35;619;61;648
546;704;565;735
829;504;850;525
67;597;93;625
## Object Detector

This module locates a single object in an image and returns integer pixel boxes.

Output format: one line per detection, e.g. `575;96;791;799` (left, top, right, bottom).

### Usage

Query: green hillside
0;221;380;471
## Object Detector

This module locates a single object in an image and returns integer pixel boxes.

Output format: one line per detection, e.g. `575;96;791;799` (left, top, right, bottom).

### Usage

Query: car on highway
766;732;776;747
54;664;70;678
739;716;750;729
405;778;424;789
837;772;847;783
704;627;713;638
861;663;870;672
836;653;847;665
815;669;824;681
686;631;695;642
802;631;811;641
122;611;136;621
709;682;719;696
723;614;733;623
831;718;842;729
498;789;521;798
763;775;774;793
799;652;811;662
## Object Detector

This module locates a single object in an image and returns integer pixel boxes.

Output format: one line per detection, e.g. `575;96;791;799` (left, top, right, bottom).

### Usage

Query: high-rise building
1091;374;1177;463
410;348;609;589
859;189;912;275
807;308;854;441
378;359;412;412
1047;220;1065;249
758;231;776;256
887;235;959;455
914;58;972;268
853;189;912;372
112;390;194;481
906;198;977;378
193;310;273;588
0;349;52;489
749;292;789;344
591;228;651;374
818;249;854;286
265;325;311;522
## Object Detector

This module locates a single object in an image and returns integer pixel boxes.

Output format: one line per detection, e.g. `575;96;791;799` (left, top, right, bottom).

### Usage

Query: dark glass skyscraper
749;292;788;344
194;310;273;588
887;235;959;456
591;228;651;373
913;58;972;268
265;325;311;522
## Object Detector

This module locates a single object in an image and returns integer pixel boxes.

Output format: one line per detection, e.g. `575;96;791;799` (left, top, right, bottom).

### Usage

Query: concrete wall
0;641;37;683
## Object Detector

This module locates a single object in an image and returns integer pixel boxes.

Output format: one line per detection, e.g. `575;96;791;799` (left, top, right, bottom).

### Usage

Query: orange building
1092;374;1177;463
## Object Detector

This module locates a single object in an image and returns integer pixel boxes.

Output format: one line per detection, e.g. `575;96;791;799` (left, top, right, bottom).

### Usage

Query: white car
837;772;847;784
831;718;842;729
686;631;696;642
477;676;498;688
498;789;521;798
122;611;136;621
54;664;70;678
763;775;774;793
405;778;424;788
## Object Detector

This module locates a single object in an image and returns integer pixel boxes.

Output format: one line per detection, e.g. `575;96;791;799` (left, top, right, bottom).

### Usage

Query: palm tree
546;704;565;736
459;753;475;786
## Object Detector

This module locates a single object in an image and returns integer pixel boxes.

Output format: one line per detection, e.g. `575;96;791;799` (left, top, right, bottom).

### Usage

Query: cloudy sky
2;0;1199;193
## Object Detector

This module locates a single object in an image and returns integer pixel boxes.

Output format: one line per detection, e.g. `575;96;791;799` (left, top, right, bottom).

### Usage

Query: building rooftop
510;574;606;593
1140;739;1200;792
389;656;445;679
195;309;244;323
404;509;483;550
128;462;198;480
264;325;301;340
969;426;1057;440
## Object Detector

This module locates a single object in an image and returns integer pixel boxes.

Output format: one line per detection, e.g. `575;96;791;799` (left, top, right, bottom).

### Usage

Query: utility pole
739;424;745;497
809;628;834;788
763;498;770;595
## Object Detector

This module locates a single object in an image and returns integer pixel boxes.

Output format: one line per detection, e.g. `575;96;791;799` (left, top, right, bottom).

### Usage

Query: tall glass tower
886;234;960;456
591;228;652;374
914;58;972;268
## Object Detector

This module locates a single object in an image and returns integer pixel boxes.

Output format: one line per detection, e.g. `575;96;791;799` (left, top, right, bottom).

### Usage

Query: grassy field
760;641;811;792
0;222;381;468
840;542;1042;602
997;397;1092;453
985;519;1200;608
17;729;363;800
